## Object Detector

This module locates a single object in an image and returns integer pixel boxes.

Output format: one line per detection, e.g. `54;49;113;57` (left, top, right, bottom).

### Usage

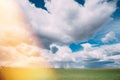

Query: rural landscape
55;68;120;80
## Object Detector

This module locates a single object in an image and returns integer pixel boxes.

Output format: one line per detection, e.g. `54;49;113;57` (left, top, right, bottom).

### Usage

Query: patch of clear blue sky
29;0;47;10
75;0;85;5
69;43;83;52
111;0;120;19
28;0;120;52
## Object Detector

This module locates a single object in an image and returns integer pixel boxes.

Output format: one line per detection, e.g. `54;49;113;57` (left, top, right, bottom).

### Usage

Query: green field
55;68;120;80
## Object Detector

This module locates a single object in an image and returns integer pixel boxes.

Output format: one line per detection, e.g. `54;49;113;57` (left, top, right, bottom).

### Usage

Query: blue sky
23;0;120;68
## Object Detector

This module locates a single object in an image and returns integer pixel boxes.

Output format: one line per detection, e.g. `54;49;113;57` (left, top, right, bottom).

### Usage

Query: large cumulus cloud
18;0;117;46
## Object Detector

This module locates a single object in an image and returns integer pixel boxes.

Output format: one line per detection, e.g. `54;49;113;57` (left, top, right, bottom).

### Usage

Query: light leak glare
0;0;57;80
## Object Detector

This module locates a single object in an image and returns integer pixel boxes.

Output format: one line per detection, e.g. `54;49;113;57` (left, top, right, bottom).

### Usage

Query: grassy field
55;68;120;80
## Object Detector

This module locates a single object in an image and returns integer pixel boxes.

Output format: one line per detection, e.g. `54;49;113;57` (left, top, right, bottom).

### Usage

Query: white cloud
0;43;50;68
39;43;120;68
18;0;117;45
101;31;118;43
81;43;92;50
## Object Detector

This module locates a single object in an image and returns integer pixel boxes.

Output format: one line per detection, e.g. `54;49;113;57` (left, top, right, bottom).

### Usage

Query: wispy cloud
40;43;120;68
101;31;118;43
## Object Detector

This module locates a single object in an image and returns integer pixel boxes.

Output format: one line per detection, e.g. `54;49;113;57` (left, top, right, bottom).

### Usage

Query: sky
18;0;120;68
